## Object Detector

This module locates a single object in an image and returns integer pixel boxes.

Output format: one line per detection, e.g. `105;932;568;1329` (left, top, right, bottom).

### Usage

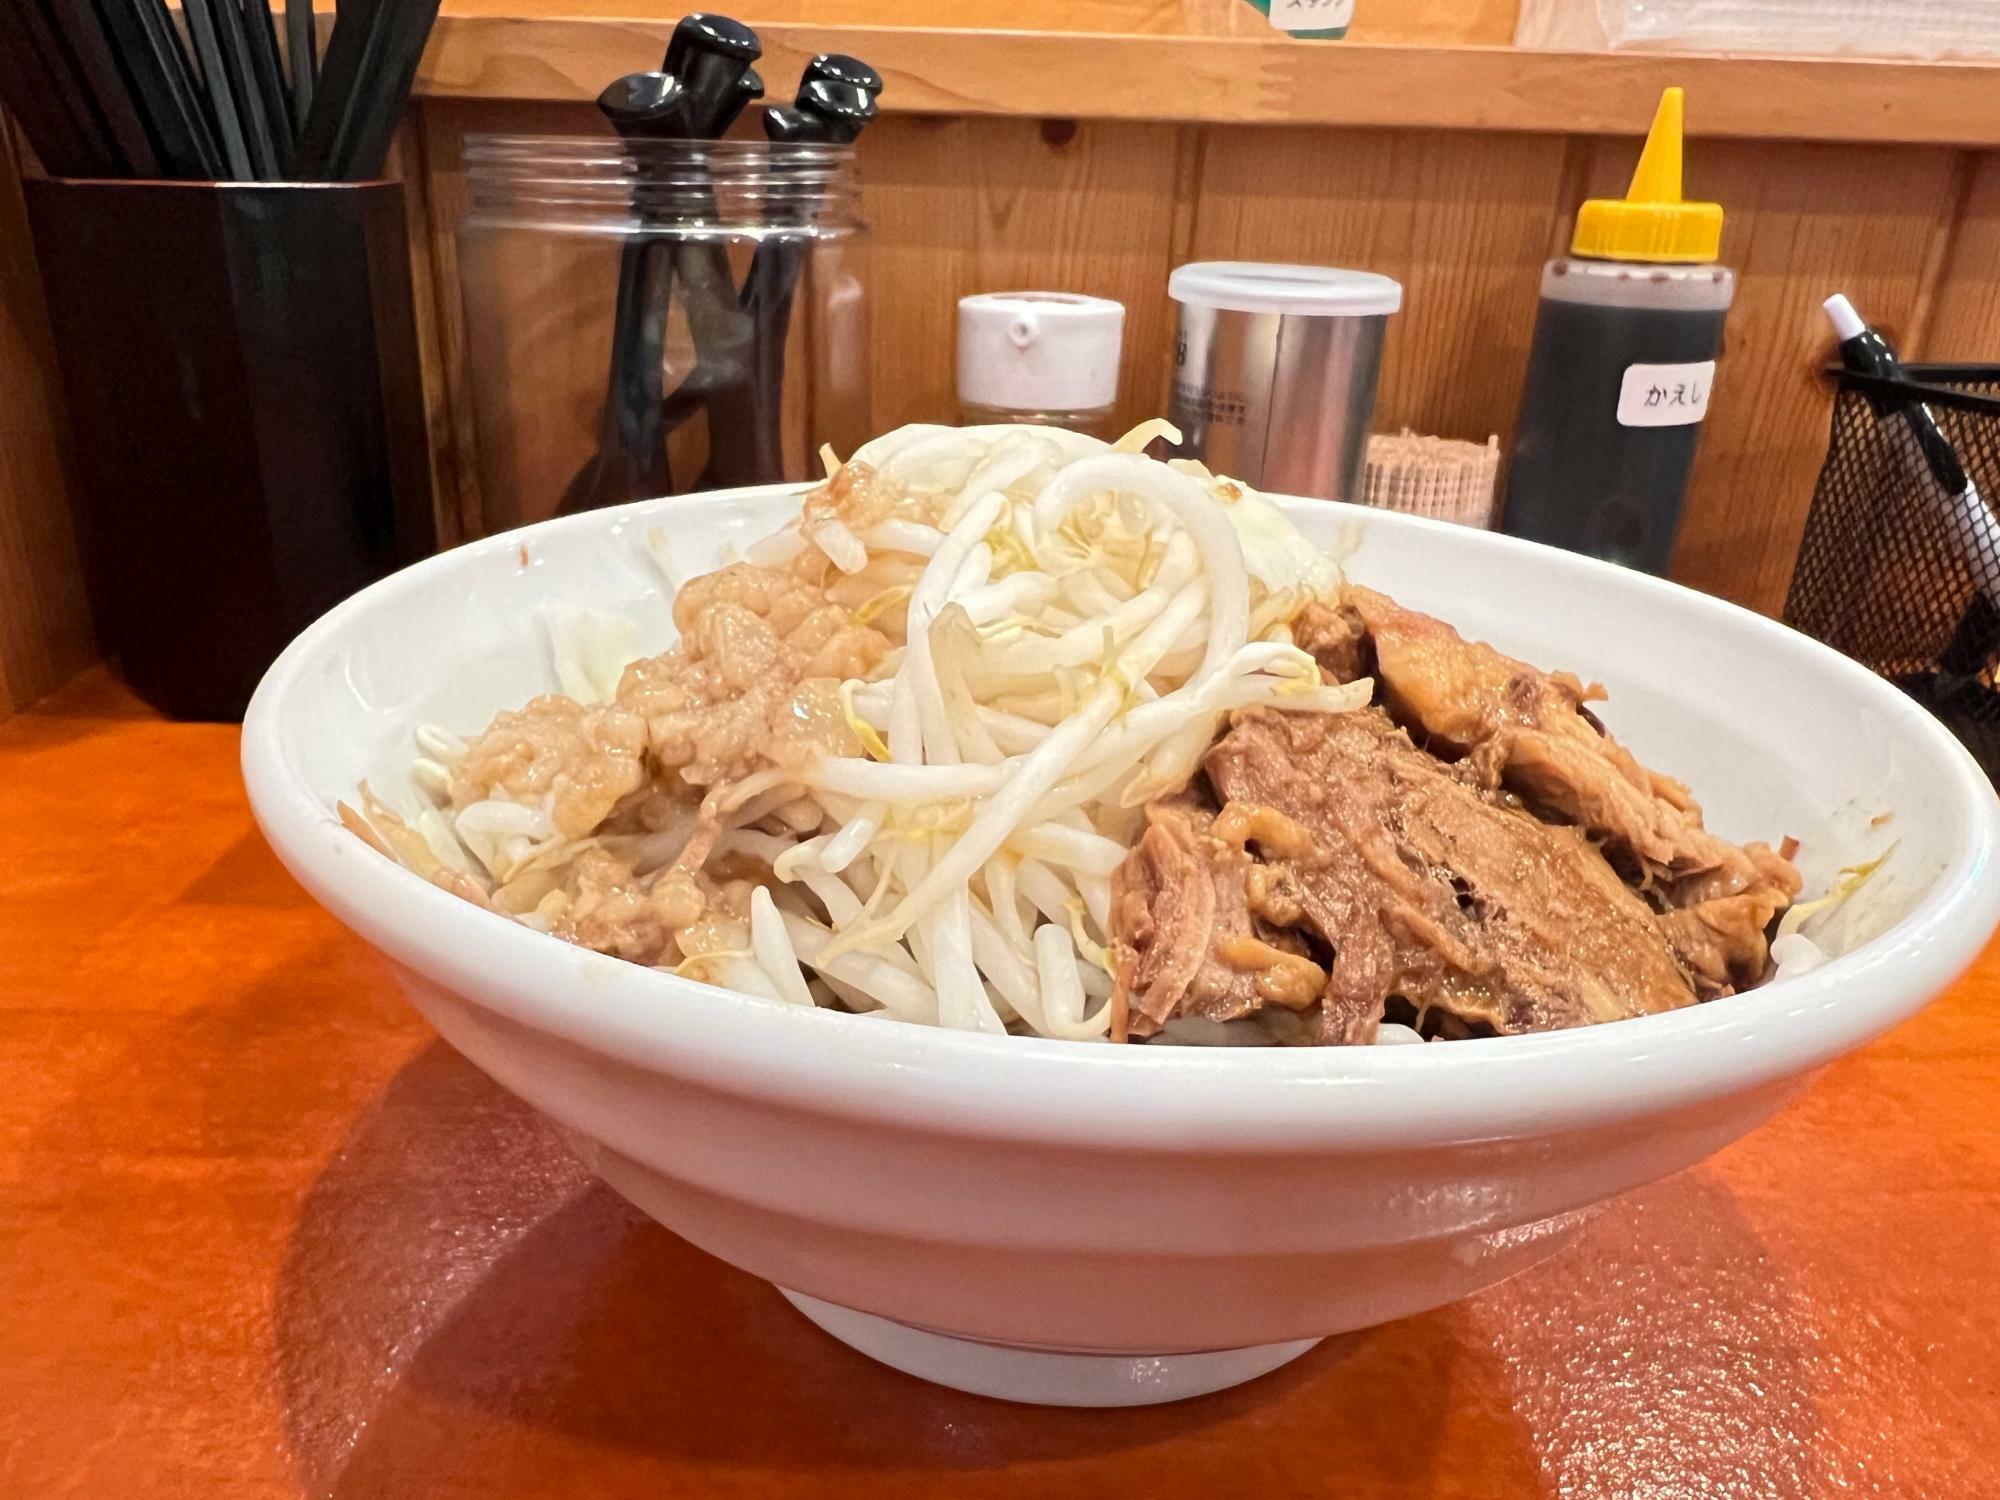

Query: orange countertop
4;670;1999;1497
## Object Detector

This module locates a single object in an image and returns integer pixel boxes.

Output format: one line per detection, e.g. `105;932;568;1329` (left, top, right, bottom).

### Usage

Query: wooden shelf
420;15;2000;146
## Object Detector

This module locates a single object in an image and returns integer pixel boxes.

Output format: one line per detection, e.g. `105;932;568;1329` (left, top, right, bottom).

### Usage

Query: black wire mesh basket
1784;363;2000;786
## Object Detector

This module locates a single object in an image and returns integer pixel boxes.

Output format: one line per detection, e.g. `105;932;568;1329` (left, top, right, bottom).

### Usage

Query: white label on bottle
1617;361;1717;427
1268;0;1356;32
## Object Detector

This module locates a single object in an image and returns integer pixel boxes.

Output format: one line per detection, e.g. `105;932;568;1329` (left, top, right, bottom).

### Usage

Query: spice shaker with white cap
1167;261;1403;502
956;292;1125;435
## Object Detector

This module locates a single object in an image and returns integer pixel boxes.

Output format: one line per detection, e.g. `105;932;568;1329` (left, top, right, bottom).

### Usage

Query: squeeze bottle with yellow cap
1501;87;1733;575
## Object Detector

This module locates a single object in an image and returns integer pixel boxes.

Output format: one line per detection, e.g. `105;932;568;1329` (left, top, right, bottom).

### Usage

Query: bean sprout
371;421;1373;1043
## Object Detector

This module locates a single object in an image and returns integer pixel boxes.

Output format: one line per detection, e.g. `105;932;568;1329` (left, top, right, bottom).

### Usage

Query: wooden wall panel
1187;126;1571;447
417;103;1198;525
0;125;91;716
1921;151;2000;361
406;103;1993;624
7;82;2000;720
412;104;1192;533
439;0;1521;44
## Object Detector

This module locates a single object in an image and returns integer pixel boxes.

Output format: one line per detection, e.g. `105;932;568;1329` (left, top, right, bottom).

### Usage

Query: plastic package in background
1181;0;1354;37
1180;0;1264;34
1363;432;1501;528
1515;0;2000;59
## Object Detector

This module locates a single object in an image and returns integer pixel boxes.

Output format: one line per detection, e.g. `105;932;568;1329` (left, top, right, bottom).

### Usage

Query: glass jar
457;135;870;534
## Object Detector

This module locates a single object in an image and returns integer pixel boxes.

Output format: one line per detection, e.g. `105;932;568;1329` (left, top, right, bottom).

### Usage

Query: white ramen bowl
243;486;2000;1408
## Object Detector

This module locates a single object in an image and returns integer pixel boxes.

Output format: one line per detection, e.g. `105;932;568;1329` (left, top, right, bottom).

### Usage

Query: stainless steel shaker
1167;263;1402;502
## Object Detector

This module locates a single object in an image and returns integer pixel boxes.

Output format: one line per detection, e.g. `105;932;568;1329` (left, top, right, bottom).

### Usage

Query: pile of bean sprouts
378;421;1380;1039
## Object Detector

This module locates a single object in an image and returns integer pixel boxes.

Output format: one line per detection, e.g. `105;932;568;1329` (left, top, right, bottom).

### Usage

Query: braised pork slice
1112;707;1701;1043
1292;599;1372;685
1344;587;1800;994
1111;791;1326;1037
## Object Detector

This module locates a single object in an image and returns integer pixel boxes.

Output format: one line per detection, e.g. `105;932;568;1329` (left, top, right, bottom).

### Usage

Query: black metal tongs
562;15;764;511
559;71;696;513
560;19;880;512
707;64;881;487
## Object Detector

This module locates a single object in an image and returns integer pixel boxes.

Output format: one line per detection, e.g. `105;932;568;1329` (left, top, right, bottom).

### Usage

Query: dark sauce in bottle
1498;83;1734;576
1503;265;1731;575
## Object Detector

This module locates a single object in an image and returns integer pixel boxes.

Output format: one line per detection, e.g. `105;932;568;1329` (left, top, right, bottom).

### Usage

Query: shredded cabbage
545;605;639;705
360;422;1401;1043
1776;845;1896;945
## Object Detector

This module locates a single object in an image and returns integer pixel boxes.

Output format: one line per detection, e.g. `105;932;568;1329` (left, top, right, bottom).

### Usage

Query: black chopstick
326;0;445;179
724;73;878;483
241;0;296;168
283;0;317;134
0;0;431;185
292;0;360;177
0;4;107;175
95;0;225;177
295;0;445;181
15;0;125;175
559;72;694;513
45;0;160;176
0;0;450;185
205;0;282;177
180;0;256;179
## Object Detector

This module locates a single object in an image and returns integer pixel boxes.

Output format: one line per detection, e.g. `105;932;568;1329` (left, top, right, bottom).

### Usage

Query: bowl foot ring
778;1288;1322;1407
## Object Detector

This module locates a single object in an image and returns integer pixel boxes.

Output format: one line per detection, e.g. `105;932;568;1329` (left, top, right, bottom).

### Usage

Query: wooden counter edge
419;19;2000;146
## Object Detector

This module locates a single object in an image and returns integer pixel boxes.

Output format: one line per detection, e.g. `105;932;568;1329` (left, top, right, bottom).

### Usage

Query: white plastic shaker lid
957;292;1125;412
1168;262;1403;318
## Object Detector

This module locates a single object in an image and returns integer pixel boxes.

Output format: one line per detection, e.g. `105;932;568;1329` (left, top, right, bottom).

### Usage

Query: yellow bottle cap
1571;88;1724;264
